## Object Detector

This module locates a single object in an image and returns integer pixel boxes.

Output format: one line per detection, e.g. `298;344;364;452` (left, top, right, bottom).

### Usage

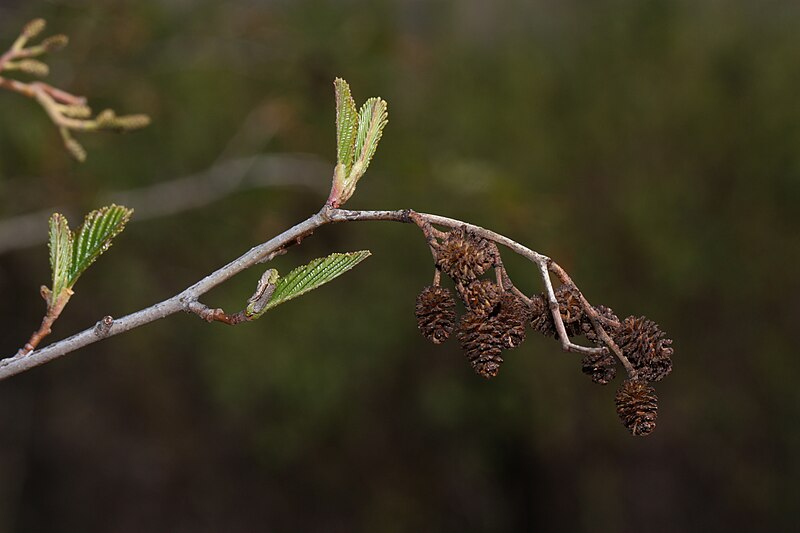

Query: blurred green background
1;1;799;531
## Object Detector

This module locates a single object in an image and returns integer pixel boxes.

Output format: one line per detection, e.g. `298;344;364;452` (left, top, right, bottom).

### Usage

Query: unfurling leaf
246;250;371;318
350;97;388;182
69;205;133;286
326;78;388;208
245;268;280;317
334;78;358;177
47;213;73;306
43;205;132;313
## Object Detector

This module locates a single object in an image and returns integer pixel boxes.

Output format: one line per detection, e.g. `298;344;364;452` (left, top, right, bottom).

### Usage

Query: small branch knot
93;315;114;337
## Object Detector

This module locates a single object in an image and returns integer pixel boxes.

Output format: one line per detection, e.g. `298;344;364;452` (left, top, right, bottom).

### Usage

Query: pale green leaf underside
251;250;371;317
352;97;388;177
68;204;133;286
48;213;73;299
334;78;358;176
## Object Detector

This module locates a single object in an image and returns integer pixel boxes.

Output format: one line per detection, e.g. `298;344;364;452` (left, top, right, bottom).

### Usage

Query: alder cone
582;305;620;344
529;294;555;337
556;283;583;324
415;286;456;344
529;284;584;338
457;311;505;378
615;379;658;436
457;291;531;378
437;226;498;283
614;316;673;382
581;350;617;384
458;279;502;315
495;292;530;349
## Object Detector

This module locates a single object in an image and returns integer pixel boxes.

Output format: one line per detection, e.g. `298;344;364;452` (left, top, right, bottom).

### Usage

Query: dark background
1;1;798;531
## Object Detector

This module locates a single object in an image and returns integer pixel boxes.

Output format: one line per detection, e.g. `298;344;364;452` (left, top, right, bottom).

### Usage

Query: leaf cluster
45;205;133;310
328;78;388;207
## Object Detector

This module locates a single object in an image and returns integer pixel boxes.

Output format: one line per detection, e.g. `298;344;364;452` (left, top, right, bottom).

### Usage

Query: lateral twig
0;18;149;161
548;261;634;375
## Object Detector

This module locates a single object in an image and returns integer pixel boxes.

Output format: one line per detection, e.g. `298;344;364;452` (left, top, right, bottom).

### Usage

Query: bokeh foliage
1;1;798;531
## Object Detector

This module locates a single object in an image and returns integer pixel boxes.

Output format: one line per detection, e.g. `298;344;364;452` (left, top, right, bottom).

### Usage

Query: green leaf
334;78;358;176
68;204;133;287
350;96;388;181
247;250;371;318
48;213;73;304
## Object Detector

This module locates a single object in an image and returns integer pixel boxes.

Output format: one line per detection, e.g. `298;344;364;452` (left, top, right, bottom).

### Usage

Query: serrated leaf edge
350;96;388;181
68;204;132;286
48;213;73;303
334;78;358;177
252;250;371;316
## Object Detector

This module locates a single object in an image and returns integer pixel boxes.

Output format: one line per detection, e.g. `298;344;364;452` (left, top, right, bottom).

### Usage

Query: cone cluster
412;226;675;436
415;227;530;378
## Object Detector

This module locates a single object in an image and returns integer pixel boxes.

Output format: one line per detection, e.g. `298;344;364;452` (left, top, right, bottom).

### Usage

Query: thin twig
548;261;634;375
408;210;440;263
0;19;148;160
18;311;58;356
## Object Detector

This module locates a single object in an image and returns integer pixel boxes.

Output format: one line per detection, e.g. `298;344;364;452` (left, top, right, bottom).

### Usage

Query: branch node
186;300;249;325
93;315;114;337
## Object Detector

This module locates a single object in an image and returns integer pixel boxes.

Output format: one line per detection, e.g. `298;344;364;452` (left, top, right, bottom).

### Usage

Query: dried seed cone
458;312;505;378
614;316;674;382
556;283;583;324
495;292;531;349
581;350;617;384
437;226;498;283
529;284;584;338
582;305;620;344
615;379;658;436
458;279;502;315
529;294;555;336
415;286;456;344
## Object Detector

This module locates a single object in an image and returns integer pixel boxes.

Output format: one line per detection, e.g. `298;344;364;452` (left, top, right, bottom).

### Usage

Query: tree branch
0;206;613;381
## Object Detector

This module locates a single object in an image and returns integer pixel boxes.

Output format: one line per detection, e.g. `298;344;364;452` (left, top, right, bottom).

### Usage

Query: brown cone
415;286;456;344
615;379;658;436
529;294;555;336
529;284;584;338
457;291;531;378
457;311;505;378
458;279;502;315
581;349;617;384
581;305;620;344
614;316;673;382
436;226;498;283
556;283;583;324
494;292;531;349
